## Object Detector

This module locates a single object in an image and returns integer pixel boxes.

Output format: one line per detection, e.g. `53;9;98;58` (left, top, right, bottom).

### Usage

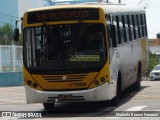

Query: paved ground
0;80;160;120
0;86;26;105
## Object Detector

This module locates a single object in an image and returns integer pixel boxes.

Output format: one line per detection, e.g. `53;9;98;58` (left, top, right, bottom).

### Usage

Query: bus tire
110;73;121;106
133;63;141;91
43;103;55;110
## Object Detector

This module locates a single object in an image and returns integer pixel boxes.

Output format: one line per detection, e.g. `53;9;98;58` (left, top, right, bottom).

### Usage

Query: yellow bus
14;3;148;110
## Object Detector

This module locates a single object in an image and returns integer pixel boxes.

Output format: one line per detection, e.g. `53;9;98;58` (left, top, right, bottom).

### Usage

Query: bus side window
116;16;121;44
106;14;112;48
136;14;140;38
138;14;142;38
133;14;139;39
128;15;134;41
124;15;130;42
143;14;148;36
140;14;146;37
111;16;118;47
122;15;127;42
118;15;125;43
111;24;117;47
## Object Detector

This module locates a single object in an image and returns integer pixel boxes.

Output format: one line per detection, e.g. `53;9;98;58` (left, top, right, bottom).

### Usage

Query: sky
0;0;18;27
110;0;159;38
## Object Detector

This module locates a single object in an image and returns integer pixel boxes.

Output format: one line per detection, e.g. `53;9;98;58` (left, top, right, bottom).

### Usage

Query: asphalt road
0;80;160;120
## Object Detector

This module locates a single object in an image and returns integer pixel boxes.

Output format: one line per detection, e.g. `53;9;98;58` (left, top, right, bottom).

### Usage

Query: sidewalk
0;86;26;105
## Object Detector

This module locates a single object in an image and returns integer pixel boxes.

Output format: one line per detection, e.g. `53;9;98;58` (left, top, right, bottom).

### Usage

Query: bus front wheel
110;73;121;106
43;103;55;110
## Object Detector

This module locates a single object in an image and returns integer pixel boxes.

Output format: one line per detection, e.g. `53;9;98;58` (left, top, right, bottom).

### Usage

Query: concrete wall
0;72;24;87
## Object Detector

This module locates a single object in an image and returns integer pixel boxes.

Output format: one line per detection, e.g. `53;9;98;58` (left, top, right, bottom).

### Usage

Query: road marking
125;106;146;111
78;107;116;117
105;106;146;119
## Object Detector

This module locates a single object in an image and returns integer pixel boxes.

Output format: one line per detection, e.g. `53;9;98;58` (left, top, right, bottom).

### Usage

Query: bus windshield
24;23;106;73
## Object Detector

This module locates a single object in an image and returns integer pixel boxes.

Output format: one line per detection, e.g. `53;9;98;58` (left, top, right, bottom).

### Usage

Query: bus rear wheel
133;64;141;91
43;103;55;110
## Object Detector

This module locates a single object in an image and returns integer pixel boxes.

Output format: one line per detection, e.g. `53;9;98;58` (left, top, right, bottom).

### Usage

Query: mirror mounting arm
14;18;22;41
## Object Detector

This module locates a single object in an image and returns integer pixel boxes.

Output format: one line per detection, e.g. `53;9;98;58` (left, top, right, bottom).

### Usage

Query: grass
1;66;23;72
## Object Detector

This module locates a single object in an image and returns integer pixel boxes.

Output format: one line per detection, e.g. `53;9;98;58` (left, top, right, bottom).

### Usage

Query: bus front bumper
25;84;110;104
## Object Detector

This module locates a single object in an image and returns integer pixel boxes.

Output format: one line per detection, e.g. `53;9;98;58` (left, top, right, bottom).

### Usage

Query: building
0;0;48;28
149;39;160;54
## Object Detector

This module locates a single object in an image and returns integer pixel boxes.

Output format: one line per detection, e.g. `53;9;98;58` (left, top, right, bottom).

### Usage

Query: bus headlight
27;80;32;85
32;83;38;88
26;80;38;88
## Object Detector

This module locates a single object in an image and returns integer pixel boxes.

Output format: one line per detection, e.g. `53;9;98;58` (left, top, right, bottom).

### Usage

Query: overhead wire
137;0;145;5
148;0;160;10
153;0;160;7
0;16;16;21
139;0;160;37
148;31;157;35
0;12;17;19
0;12;17;27
146;12;157;37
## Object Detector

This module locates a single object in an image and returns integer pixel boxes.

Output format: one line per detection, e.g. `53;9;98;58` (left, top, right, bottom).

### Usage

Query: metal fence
0;45;23;72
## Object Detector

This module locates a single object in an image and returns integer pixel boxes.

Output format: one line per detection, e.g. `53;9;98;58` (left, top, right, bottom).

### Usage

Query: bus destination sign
27;8;99;24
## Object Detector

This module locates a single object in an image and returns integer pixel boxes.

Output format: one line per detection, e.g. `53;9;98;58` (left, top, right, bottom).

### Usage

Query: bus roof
102;5;145;14
26;3;145;14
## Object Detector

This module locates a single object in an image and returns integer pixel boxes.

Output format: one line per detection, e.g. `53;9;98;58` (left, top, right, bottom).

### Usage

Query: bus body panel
110;39;141;92
109;37;148;92
31;73;98;90
25;82;111;103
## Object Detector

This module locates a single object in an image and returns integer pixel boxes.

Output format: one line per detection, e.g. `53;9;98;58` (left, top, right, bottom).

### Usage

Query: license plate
58;95;72;101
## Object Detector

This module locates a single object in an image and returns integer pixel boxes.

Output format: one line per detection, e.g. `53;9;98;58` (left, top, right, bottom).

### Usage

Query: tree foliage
149;52;159;69
0;23;13;45
0;23;22;45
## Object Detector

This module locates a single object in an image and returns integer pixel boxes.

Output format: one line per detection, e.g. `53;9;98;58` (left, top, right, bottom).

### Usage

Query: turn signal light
100;77;105;82
94;80;99;85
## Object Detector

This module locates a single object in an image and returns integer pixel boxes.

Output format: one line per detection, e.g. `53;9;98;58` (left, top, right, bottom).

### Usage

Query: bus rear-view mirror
14;28;19;41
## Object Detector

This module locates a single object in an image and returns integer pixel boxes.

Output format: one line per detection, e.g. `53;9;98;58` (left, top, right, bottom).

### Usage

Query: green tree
0;26;5;44
0;23;22;45
146;52;159;76
0;26;2;43
0;23;13;45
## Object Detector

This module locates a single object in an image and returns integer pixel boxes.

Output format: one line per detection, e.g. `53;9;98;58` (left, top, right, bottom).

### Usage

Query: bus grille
42;74;87;82
47;96;85;102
